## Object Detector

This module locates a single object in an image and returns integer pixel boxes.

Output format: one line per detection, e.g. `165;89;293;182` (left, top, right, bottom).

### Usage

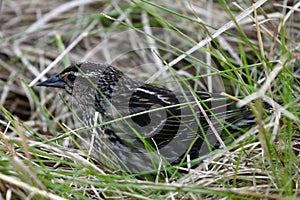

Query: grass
0;0;299;199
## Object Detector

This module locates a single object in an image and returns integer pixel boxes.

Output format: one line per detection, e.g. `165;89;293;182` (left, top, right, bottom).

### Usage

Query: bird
37;62;254;174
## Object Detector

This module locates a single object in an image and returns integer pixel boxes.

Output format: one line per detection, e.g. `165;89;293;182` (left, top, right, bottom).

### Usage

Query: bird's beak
37;74;66;88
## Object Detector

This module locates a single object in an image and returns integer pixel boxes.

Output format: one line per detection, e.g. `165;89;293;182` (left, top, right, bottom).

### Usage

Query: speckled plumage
38;62;254;173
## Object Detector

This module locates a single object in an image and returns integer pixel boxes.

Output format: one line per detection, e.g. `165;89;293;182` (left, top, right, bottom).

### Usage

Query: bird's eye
67;74;76;81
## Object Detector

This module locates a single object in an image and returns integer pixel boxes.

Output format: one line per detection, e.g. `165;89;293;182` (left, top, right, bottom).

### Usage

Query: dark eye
67;74;76;81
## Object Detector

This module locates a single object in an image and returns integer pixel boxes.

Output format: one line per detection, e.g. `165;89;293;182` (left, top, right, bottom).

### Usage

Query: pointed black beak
37;74;66;88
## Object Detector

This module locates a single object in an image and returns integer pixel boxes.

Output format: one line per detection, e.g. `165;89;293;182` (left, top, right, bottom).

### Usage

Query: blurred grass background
0;0;300;199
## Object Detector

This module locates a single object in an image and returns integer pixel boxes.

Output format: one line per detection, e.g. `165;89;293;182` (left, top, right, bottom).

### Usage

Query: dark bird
37;62;254;173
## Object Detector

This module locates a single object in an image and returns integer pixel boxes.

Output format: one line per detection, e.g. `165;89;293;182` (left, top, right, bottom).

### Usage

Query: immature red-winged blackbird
37;62;254;173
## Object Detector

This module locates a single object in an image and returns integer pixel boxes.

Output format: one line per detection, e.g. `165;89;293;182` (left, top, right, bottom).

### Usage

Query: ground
0;0;299;199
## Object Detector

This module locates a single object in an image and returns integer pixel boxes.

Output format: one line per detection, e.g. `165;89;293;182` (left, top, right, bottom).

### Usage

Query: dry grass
0;0;300;199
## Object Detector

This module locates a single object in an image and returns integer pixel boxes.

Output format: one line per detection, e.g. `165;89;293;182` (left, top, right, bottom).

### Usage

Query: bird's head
37;63;80;95
37;62;117;95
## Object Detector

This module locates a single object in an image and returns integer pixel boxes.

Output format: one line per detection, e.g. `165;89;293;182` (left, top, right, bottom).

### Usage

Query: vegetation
0;0;299;199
